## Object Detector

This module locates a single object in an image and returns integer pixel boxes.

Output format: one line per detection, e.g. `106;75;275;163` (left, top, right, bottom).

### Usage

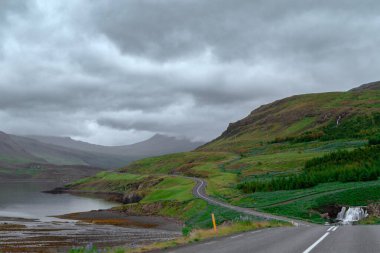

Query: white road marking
332;226;338;232
303;232;330;253
230;234;243;239
204;241;216;245
251;230;263;234
327;226;334;232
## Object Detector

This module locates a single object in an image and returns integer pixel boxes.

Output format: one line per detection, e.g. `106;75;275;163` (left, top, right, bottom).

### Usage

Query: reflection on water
0;182;116;221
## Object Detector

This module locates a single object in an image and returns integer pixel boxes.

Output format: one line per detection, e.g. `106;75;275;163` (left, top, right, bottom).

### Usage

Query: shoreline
55;209;183;232
0;209;182;252
44;187;127;203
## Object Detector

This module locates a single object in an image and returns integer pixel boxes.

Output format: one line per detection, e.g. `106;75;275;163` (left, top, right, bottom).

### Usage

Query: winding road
163;177;380;253
192;178;308;226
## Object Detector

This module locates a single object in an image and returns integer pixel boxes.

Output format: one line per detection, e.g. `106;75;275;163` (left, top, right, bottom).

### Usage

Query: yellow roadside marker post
211;213;218;235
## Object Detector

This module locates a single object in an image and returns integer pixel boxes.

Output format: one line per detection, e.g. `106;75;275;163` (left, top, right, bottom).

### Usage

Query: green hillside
201;88;380;152
68;82;380;225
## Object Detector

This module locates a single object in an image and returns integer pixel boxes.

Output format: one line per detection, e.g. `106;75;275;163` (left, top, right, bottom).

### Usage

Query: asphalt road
164;225;380;253
164;177;380;253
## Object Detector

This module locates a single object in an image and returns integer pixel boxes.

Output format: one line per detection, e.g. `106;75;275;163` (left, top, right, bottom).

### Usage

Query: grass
122;152;236;175
200;90;380;152
67;172;150;192
141;177;195;202
206;172;239;201
284;117;315;135
358;216;380;225
70;171;146;185
234;180;380;208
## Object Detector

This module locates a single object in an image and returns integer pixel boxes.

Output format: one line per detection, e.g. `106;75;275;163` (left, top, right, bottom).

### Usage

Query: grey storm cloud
0;0;379;145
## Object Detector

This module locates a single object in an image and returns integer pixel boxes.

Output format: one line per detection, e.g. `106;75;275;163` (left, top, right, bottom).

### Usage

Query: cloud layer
0;0;379;145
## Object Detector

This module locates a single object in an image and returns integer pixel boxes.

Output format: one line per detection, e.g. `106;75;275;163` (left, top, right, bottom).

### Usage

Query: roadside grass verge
125;220;288;253
114;198;264;231
358;216;380;225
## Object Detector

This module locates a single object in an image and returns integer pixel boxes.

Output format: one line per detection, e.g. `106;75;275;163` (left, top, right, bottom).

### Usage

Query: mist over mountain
0;131;204;181
27;134;204;157
0;132;204;169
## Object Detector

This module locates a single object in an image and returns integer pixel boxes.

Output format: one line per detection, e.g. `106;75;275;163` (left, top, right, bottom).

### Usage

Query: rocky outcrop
368;203;380;217
122;192;143;204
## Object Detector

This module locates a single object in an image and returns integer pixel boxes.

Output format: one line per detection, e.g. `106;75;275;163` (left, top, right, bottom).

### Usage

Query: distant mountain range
0;132;204;169
27;134;204;158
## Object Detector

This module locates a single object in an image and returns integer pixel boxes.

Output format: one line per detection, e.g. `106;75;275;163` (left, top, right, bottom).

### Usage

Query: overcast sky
0;0;379;145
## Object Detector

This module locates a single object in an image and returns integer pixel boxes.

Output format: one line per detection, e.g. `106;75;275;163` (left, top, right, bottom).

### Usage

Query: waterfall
336;206;368;224
336;206;346;221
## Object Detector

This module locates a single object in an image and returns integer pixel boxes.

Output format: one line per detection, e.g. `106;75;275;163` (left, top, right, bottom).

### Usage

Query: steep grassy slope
200;88;380;152
68;82;380;224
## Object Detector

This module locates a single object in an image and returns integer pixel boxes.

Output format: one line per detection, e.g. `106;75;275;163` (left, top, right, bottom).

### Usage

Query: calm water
0;182;116;221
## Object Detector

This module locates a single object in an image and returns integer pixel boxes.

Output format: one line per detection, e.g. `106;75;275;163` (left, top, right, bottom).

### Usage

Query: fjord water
0;182;116;221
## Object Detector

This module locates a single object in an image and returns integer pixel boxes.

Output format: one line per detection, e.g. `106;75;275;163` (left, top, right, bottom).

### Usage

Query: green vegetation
117;198;263;232
202;90;380;151
359;216;380;225
261;183;380;223
238;145;380;192
141;177;194;202
123;152;235;175
369;134;380;145
69;245;125;253
272;113;380;144
68;172;150;192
